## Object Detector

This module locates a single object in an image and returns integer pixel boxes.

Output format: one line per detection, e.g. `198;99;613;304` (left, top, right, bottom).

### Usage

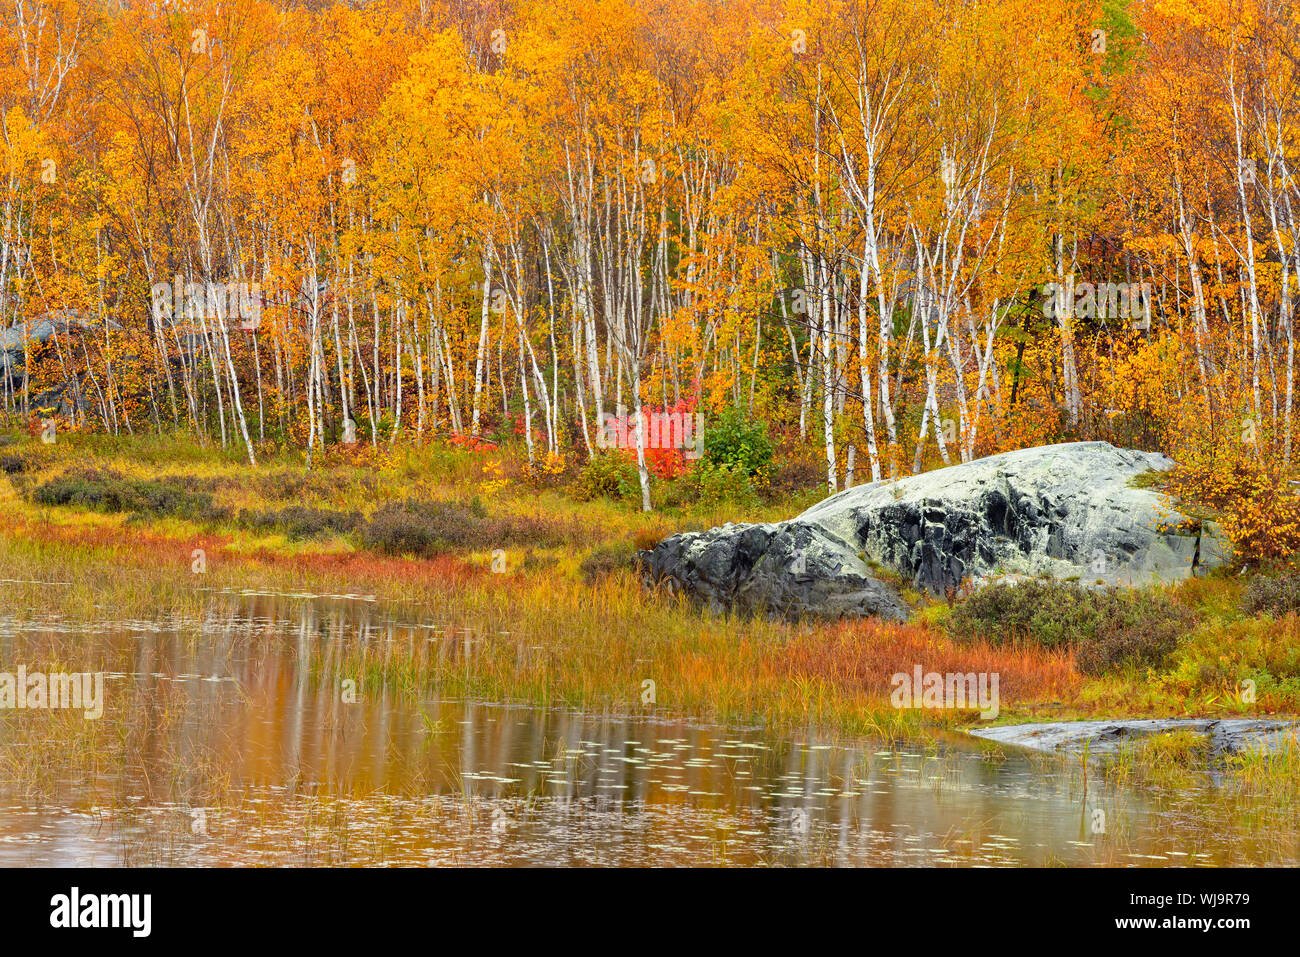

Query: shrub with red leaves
601;397;700;480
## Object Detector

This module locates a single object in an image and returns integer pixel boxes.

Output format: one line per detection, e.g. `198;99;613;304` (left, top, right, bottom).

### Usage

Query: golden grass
4;426;1300;733
0;511;1076;739
7;429;1300;867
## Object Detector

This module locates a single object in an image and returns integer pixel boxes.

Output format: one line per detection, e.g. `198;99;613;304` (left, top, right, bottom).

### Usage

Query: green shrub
358;498;574;557
951;579;1096;647
948;579;1195;675
32;468;226;521
0;452;25;474
360;499;487;556
703;406;774;479
1242;569;1300;618
672;462;758;509
33;468;135;511
239;506;362;540
1162;615;1300;698
349;409;395;443
571;454;639;502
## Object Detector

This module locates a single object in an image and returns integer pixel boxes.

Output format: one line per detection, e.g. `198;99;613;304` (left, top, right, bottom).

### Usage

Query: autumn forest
1;0;1297;526
9;0;1300;878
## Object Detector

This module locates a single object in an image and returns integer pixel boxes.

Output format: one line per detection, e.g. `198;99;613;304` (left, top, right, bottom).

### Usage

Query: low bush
669;462;758;509
254;470;351;502
570;454;639;502
519;451;570;489
1160;614;1300;702
239;506;362;540
948;579;1195;675
360;499;487;556
764;454;828;502
33;468;136;511
32;468;227;521
359;498;576;557
1073;612;1189;676
579;540;638;582
1242;568;1300;618
704;406;774;480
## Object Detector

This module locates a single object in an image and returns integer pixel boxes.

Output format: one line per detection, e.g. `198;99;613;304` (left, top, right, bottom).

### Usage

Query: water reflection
0;596;1296;866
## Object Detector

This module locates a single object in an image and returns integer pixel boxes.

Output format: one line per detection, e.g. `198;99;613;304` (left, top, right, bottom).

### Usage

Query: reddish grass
277;549;483;587
8;516;484;589
770;618;1079;706
14;518;206;562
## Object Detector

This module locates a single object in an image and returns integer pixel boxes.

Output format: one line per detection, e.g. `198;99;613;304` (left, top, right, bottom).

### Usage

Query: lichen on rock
640;441;1229;620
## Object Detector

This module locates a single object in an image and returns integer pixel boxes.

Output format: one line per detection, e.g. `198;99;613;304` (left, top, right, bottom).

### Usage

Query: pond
0;593;1295;866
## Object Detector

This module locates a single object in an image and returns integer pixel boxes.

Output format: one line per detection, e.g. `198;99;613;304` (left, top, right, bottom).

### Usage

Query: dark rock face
1;312;121;415
845;487;1070;593
638;520;910;621
640;442;1230;621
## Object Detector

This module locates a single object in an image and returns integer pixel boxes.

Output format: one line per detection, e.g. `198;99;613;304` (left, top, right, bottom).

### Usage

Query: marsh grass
0;525;1077;743
7;427;1300;736
0;659;234;809
1227;737;1300;804
1132;729;1211;771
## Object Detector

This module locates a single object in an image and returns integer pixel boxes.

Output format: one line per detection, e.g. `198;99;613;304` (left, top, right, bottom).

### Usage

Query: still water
0;593;1296;866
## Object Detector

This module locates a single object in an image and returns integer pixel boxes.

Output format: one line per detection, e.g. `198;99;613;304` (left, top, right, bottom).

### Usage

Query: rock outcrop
1;312;122;415
969;718;1297;757
640;441;1230;620
639;520;911;621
